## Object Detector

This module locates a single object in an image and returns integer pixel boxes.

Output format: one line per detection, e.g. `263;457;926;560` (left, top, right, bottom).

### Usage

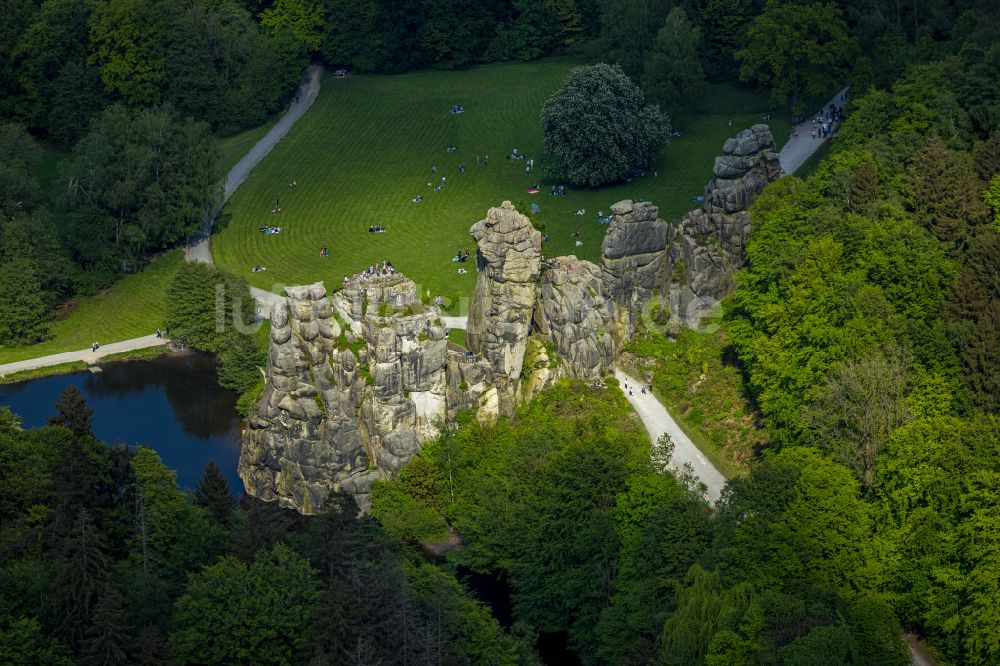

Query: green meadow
214;58;788;311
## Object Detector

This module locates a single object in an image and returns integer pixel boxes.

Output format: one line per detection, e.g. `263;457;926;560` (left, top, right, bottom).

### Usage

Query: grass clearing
447;328;467;348
100;346;173;364
215;58;789;311
0;251;183;364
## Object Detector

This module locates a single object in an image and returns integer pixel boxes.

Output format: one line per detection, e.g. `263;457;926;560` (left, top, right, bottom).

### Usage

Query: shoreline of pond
0;350;245;492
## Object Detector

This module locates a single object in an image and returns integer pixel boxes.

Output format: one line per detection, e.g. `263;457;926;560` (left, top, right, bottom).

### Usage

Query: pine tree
973;131;1000;181
848;160;880;213
48;385;94;437
81;587;130;666
642;7;705;118
56;509;109;650
131;626;170;666
193;461;236;525
905;136;990;250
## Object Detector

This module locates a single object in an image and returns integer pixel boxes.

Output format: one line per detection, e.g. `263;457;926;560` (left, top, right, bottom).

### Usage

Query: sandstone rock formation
242;166;768;513
600;200;668;341
663;124;781;328
467;201;541;415
241;273;492;514
534;256;615;380
240;282;373;514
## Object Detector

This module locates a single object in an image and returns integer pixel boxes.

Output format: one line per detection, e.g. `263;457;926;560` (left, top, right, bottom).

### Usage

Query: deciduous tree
541;63;669;186
737;1;854;113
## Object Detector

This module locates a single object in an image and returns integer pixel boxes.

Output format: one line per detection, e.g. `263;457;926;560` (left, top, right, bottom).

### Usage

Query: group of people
792;98;847;140
252;265;266;272
550;185;566;196
358;260;396;279
621;378;652;398
452;249;470;262
259;225;281;234
319;246;329;257
449;104;465;114
368;225;386;233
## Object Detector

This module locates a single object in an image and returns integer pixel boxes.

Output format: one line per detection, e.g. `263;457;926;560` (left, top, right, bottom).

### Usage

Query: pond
0;352;244;493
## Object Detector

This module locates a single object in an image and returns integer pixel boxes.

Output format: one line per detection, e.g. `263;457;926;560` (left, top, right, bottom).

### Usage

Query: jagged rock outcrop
240;282;375;514
467;201;541;415
245;181;754;514
663;124;782;328
534;256;615;380
600;200;668;341
241;273;490;514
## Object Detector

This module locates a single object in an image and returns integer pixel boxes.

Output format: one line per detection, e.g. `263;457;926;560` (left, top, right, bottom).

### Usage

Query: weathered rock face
467;201;541;415
663;124;781;328
242;274;468;514
600;200;668;341
534;256;615;380
239;282;374;514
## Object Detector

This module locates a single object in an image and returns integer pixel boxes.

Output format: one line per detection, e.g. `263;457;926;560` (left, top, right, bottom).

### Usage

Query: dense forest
1;0;999;663
0;394;531;664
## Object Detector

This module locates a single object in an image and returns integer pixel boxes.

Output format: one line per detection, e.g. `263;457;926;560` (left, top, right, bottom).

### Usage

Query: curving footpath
1;68;324;378
615;368;727;504
186;65;324;265
0;335;168;377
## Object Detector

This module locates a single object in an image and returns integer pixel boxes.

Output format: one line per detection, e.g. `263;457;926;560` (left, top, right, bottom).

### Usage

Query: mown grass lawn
0;251;182;364
214;57;789;312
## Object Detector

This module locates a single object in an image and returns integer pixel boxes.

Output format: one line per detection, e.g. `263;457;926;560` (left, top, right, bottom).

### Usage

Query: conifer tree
82;587;130;666
193;461;236;526
48;386;94;437
848;160;880;213
56;509;109;650
905;136;989;249
642;7;705;118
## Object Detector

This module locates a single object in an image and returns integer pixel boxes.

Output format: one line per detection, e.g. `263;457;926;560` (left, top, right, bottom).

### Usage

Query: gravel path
615;368;727;504
779;87;849;174
186;65;324;264
0;335;168;377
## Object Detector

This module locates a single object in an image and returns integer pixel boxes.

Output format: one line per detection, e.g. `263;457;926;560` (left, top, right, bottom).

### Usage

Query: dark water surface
0;352;244;492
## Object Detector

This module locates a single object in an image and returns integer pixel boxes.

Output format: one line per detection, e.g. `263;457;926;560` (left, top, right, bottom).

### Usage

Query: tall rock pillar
600;200;668;342
467;201;541;415
663;124;782;328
